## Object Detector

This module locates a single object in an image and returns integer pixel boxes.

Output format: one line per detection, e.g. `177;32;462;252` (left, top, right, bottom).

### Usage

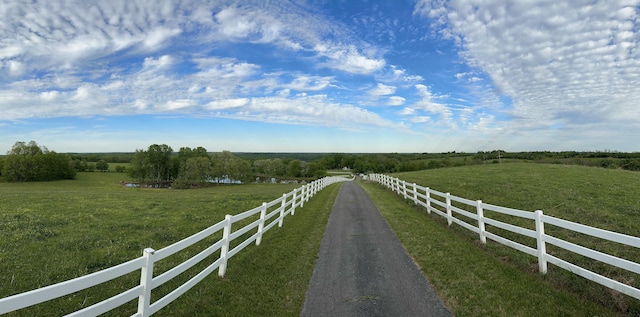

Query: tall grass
377;163;640;314
0;172;339;316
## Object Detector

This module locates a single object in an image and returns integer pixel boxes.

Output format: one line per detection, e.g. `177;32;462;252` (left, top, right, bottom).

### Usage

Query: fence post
313;180;318;196
425;187;431;214
535;210;548;274
292;189;297;216
278;193;287;227
412;183;418;205
402;180;407;199
256;202;267;246
137;248;155;317
219;215;232;277
446;193;452;226
476;200;486;244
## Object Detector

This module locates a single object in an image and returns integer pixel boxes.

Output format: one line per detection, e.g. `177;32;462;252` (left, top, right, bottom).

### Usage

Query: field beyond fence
0;175;351;316
367;171;640;311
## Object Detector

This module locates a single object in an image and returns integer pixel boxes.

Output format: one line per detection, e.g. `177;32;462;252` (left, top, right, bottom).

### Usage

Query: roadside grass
364;163;640;315
360;180;621;316
0;172;339;316
160;180;340;316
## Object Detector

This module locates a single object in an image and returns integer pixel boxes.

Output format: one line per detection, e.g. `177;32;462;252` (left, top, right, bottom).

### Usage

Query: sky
1;0;639;153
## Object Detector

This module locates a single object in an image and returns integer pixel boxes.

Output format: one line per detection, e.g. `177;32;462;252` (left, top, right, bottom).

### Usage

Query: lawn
0;172;339;316
364;163;640;315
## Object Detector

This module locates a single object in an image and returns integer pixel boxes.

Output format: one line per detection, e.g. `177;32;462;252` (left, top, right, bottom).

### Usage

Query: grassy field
0;172;339;316
364;163;640;315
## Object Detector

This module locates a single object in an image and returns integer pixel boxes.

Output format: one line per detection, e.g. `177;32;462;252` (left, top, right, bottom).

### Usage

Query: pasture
0;172;339;316
365;163;640;315
2;163;639;315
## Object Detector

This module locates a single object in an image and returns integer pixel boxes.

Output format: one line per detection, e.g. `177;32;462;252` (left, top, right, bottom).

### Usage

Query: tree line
1;141;76;182
128;144;252;188
128;144;328;188
3;141;639;184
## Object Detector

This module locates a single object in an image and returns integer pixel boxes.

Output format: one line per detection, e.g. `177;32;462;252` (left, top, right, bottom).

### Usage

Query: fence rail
367;173;640;300
0;175;352;316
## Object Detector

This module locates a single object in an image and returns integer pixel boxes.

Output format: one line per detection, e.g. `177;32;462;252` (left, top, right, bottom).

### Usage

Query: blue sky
1;0;639;153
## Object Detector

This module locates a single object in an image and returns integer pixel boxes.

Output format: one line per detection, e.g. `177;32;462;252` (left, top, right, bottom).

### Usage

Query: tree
128;144;174;185
174;156;212;188
147;144;173;183
129;148;150;182
287;160;301;178
2;141;75;182
95;160;109;172
210;151;250;184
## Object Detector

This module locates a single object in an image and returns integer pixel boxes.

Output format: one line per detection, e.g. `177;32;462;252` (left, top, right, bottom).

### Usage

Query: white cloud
7;60;25;76
163;99;197;111
319;44;386;74
369;83;396;96
214;7;267;41
0;0;187;70
415;0;640;133
399;84;457;128
387;96;406;106
142;55;174;69
410;116;431;123
413;84;452;117
143;27;182;49
205;98;249;110
285;75;333;91
238;95;397;128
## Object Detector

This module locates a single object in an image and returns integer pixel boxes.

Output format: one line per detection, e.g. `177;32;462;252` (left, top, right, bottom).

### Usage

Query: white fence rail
0;176;352;316
367;173;640;300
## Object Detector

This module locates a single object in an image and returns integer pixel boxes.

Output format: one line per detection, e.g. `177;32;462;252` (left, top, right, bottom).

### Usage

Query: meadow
362;163;640;315
3;163;639;316
0;172;339;316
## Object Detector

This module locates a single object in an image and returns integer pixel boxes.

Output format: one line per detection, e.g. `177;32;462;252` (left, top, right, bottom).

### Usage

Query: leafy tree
3;141;75;181
174;156;212;188
129;148;151;182
211;151;250;184
95;159;109;172
307;162;326;178
147;144;173;183
270;158;286;176
287;160;301;178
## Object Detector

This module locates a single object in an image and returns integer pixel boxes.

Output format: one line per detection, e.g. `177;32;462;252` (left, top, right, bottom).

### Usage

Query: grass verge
158;182;340;316
360;180;623;316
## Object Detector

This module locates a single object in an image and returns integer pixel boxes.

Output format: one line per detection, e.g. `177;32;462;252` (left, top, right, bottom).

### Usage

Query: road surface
301;181;452;317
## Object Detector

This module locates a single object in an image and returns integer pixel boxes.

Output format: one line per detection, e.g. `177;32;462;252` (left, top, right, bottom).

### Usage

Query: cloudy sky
1;0;639;153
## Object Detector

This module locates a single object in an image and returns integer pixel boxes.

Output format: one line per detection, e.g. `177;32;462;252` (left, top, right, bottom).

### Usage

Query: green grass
360;180;623;316
0;172;339;316
365;163;640;315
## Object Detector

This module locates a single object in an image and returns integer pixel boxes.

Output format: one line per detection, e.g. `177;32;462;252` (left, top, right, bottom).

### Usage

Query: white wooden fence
0;176;352;316
367;173;640;300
